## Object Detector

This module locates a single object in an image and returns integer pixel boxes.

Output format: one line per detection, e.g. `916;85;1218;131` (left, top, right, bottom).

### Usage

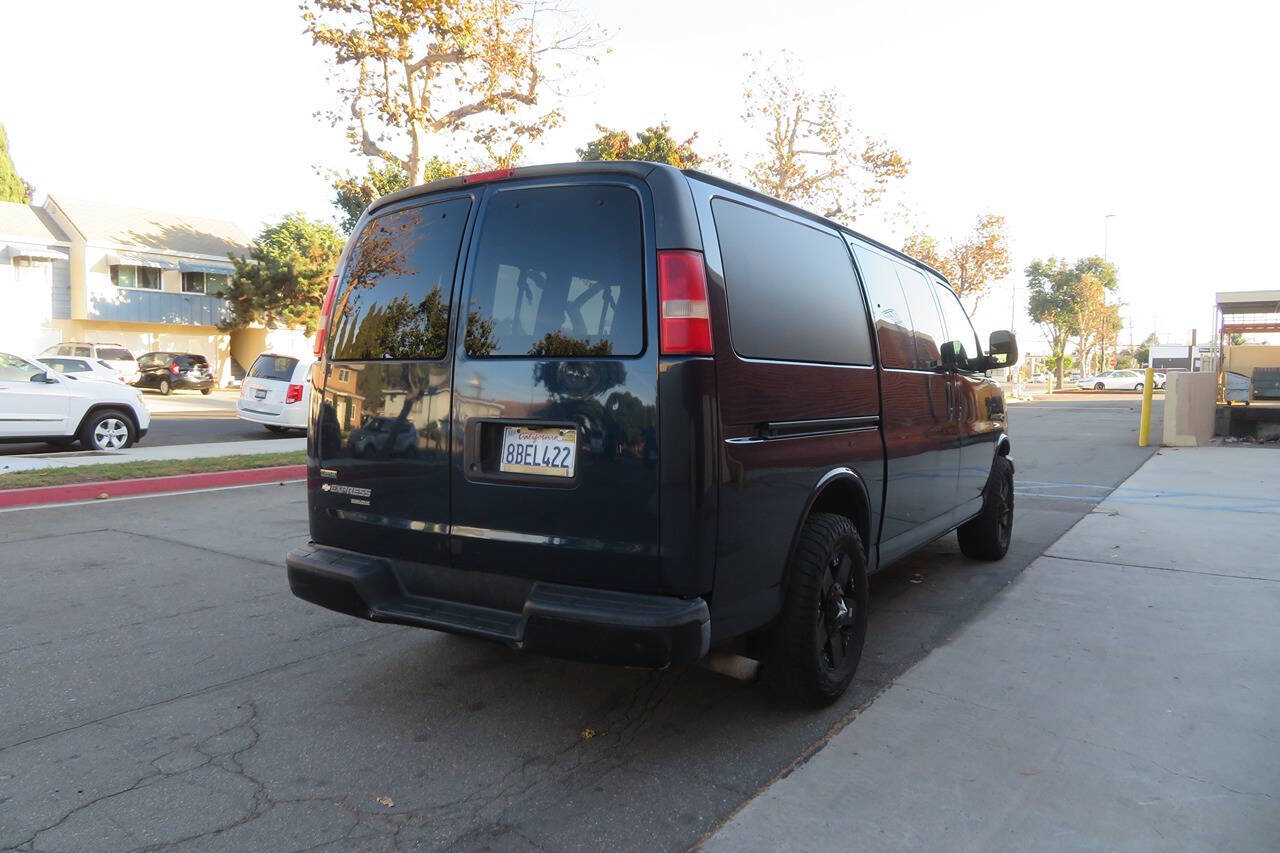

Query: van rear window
249;355;299;382
96;347;133;361
329;197;471;361
464;185;644;357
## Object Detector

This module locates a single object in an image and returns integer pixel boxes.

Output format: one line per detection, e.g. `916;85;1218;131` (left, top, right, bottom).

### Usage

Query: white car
1076;369;1148;391
0;351;151;450
38;355;125;383
40;342;141;385
236;352;313;433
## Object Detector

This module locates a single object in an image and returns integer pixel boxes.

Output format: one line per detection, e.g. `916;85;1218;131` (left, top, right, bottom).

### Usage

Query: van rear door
447;177;664;593
311;194;474;566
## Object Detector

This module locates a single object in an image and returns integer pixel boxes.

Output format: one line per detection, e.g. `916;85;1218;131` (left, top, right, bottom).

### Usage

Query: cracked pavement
0;400;1160;851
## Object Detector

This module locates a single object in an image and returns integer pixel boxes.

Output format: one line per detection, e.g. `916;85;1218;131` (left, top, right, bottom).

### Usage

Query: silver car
1076;369;1149;391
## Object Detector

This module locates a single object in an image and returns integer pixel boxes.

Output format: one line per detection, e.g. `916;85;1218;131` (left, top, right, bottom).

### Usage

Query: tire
1134;383;1143;391
1094;382;1105;390
158;378;172;396
201;387;212;395
79;409;136;451
763;512;868;706
957;455;1014;560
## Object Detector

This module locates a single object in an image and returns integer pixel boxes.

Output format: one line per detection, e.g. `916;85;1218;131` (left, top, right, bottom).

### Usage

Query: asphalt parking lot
0;397;1162;851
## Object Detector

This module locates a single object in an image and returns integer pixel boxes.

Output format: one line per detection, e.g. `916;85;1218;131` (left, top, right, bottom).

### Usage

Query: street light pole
1104;213;1116;262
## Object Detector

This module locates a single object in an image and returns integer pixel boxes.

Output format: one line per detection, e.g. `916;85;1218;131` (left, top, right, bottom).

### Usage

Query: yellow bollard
1138;367;1155;447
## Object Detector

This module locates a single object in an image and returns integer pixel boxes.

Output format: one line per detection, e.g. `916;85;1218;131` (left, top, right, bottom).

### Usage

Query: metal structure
1213;290;1280;401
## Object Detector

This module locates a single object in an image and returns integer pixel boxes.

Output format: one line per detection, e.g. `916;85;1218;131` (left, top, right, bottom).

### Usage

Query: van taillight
658;250;713;356
285;384;304;404
314;274;339;356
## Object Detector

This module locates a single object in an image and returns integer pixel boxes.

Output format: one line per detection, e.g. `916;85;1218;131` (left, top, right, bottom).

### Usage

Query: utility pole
1104;214;1116;262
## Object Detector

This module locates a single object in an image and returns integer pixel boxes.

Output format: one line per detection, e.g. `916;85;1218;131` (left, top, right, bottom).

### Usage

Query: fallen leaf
97;492;109;500
376;795;394;808
581;728;596;740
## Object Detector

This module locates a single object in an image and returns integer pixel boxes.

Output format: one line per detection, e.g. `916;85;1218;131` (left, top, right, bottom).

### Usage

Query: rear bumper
236;401;307;428
286;543;710;669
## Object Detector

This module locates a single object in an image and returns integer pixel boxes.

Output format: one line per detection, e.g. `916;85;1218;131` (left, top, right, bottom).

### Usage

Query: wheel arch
74;403;140;438
789;468;873;564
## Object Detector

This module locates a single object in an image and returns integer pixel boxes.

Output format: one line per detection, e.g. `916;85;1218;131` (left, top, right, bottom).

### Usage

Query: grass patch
0;451;306;490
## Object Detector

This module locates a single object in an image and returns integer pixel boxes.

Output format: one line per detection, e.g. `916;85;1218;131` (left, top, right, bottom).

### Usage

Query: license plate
255;388;267;400
499;426;577;478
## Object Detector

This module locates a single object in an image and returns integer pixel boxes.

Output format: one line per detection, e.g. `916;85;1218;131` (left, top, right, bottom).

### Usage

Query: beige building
2;196;313;383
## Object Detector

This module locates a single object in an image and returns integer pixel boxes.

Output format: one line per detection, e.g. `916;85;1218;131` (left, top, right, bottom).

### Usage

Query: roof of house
48;196;251;257
0;201;70;244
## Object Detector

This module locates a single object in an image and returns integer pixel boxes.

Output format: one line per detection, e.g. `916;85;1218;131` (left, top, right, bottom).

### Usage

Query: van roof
365;160;950;287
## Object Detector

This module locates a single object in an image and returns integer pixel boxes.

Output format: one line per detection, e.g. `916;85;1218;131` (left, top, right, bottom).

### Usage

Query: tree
902;214;1010;314
1025;255;1120;384
740;52;908;221
331;157;460;233
1135;332;1158;367
222;213;345;334
0;123;31;203
577;122;703;168
303;0;603;184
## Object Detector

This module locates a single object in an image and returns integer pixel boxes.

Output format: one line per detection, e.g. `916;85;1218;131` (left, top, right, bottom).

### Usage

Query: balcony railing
88;288;231;327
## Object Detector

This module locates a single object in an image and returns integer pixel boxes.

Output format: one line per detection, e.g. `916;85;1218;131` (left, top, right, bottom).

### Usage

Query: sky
4;0;1277;351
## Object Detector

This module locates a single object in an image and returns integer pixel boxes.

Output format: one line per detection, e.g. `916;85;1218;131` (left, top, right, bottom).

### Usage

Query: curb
0;465;306;510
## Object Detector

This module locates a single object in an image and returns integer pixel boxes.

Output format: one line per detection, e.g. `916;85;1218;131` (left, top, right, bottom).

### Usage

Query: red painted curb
0;464;307;510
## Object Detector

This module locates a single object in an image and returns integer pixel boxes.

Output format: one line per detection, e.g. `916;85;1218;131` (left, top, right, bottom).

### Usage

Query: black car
286;162;1018;705
135;352;214;395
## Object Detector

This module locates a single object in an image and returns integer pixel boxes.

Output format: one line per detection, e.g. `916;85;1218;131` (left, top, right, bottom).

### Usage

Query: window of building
465;185;644;358
712;199;871;365
111;265;161;290
181;271;230;295
329;197;471;361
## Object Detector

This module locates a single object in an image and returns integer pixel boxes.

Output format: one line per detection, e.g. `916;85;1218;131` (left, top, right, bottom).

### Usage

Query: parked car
135;352;214;395
347;416;419;458
236;352;313;433
1076;369;1148;391
0;351;150;450
1153;371;1167;389
286;162;1019;706
38;355;125;383
39;342;140;384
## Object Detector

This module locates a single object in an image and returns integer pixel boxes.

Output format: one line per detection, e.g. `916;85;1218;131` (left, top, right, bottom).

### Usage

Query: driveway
0;399;1160;850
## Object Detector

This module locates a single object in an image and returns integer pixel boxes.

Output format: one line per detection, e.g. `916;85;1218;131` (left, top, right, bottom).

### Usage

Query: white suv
0;352;151;450
39;342;141;385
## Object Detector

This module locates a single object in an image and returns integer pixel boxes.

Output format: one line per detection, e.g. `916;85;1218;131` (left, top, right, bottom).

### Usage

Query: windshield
96;347;134;361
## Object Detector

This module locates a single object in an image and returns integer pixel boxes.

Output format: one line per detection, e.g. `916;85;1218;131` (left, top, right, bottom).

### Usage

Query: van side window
849;244;914;369
712;199;871;365
895;265;946;370
933;281;982;371
329;197;471;361
465;185;644;357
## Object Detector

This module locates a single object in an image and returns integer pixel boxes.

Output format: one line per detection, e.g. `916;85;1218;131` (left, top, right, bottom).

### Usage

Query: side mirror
940;340;968;371
983;330;1019;371
30;371;56;384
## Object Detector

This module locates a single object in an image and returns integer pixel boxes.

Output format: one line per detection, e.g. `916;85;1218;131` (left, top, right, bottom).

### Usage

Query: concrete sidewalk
704;447;1279;852
0;437;305;473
